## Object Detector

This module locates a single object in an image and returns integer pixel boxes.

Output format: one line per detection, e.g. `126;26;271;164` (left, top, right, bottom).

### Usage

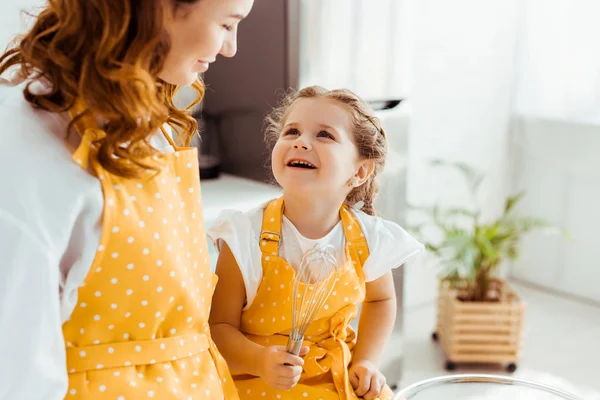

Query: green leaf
562;229;574;241
488;230;515;245
514;216;554;233
443;208;479;219
444;234;471;252
425;243;441;254
477;234;498;261
483;222;501;240
506;245;519;260
504;191;525;214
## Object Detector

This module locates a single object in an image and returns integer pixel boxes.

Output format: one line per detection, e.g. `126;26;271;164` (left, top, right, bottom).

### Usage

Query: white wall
0;1;43;52
507;0;600;304
405;0;521;307
510;118;600;303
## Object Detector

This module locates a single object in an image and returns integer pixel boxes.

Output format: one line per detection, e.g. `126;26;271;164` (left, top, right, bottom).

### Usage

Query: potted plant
408;160;567;372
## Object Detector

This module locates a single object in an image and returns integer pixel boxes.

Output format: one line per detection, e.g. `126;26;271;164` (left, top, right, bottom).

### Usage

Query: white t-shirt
207;203;424;309
0;68;175;400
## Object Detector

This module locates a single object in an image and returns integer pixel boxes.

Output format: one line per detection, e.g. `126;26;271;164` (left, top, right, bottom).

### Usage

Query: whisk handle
286;335;304;356
284;335;304;367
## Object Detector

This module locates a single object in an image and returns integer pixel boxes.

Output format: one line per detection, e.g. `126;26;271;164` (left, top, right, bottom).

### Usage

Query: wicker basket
432;279;525;372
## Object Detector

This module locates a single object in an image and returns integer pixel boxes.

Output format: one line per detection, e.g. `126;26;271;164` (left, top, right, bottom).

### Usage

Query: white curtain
514;0;600;125
298;0;411;101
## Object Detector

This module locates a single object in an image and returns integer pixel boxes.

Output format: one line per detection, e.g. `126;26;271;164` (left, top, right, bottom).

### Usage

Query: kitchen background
2;0;599;397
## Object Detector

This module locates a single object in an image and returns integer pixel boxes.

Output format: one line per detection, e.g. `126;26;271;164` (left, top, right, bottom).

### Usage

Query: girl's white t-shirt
207;203;424;309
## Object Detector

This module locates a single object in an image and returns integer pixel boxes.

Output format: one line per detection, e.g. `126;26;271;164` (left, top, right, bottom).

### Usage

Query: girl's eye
223;24;233;31
317;130;334;139
283;128;300;136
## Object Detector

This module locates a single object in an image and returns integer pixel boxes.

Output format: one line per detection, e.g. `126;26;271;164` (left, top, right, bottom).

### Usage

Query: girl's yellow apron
61;104;238;399
233;197;393;400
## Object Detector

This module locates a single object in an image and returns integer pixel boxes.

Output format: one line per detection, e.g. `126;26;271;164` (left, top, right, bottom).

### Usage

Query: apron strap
340;205;370;268
68;103;176;170
260;197;284;257
159;125;180;150
259;200;371;263
67;101;106;170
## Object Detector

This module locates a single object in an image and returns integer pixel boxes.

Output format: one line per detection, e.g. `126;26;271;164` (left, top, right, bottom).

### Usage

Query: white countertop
200;173;282;226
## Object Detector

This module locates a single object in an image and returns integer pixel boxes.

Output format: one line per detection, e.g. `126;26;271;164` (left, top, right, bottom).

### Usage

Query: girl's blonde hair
0;0;204;178
265;86;388;216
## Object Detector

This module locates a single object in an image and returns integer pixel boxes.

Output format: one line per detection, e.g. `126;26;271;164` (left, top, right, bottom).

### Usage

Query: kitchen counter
201;173;282;226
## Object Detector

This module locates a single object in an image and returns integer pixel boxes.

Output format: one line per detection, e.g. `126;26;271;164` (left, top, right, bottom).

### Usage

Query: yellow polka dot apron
233;198;394;400
61;104;238;399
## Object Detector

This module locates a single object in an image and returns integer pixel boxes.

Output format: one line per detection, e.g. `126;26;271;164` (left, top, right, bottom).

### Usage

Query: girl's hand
349;359;387;400
259;345;309;391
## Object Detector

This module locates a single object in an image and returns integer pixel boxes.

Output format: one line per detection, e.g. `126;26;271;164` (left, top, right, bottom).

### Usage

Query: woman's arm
0;211;69;400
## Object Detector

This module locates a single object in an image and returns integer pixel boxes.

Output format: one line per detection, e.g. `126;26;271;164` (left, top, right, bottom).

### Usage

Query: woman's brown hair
265;86;388;216
0;0;203;178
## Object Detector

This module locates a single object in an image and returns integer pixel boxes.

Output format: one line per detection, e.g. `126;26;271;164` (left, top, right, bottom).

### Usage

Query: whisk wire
286;244;339;356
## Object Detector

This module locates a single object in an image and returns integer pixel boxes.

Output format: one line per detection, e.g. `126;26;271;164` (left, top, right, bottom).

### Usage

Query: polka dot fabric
62;104;238;399
233;198;394;400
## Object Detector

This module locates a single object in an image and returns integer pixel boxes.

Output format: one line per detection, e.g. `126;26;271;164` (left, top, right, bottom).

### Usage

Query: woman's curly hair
0;0;204;178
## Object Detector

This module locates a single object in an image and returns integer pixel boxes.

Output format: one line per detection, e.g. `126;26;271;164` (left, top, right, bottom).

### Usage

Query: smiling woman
160;0;249;85
0;0;254;399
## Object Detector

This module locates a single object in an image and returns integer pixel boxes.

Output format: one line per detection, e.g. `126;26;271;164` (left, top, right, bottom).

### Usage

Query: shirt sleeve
354;210;425;282
206;208;265;309
0;210;69;400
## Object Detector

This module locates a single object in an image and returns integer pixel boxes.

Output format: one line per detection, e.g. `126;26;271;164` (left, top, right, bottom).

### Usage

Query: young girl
208;86;424;400
0;0;253;399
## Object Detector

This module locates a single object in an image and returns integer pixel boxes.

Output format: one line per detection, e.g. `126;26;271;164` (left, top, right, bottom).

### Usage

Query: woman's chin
157;69;199;87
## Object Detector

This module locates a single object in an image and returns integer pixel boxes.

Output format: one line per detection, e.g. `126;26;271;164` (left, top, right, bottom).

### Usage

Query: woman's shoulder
0;68;103;252
0;67;71;151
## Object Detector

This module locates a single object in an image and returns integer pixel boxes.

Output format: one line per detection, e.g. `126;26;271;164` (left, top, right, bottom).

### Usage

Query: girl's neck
282;193;342;240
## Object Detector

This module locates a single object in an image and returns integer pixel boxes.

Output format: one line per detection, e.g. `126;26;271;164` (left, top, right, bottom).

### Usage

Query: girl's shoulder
349;209;425;281
207;202;269;241
349;208;415;244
